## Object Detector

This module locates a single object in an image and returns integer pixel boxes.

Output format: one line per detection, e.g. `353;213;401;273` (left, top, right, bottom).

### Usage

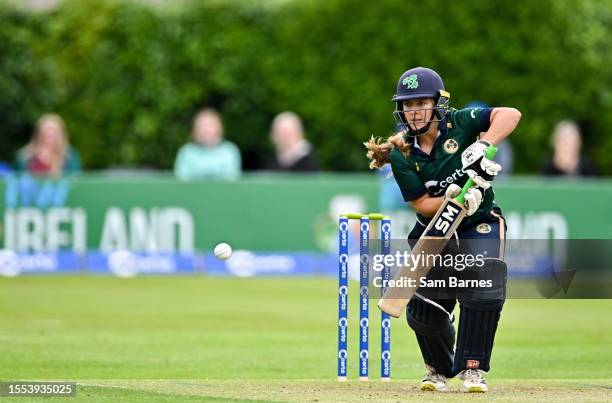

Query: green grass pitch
0;276;610;401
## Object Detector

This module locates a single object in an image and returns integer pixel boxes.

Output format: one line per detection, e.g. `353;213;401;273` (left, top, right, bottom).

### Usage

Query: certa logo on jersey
424;168;467;196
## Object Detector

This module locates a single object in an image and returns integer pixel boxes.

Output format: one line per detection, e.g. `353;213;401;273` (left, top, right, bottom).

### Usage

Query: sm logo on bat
431;202;461;235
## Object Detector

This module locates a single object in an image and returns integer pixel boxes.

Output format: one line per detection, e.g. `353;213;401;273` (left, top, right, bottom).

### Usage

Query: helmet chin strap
406;116;434;137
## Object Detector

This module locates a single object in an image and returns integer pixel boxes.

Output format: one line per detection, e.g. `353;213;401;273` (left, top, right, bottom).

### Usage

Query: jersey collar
413;131;441;150
406;117;449;160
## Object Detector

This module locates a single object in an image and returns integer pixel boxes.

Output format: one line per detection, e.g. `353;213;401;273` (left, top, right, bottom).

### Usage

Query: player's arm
409;193;444;217
460;107;521;188
480;107;521;145
390;148;441;214
410;185;483;217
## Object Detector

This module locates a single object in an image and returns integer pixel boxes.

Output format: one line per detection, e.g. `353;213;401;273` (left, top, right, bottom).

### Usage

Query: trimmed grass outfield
1;276;611;401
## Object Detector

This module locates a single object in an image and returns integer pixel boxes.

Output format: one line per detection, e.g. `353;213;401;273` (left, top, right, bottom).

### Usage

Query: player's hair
364;133;410;169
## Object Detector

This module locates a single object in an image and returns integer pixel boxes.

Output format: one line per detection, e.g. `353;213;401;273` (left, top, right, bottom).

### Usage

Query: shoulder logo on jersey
470;109;476;118
402;74;419;89
476;223;491;234
443;139;459;154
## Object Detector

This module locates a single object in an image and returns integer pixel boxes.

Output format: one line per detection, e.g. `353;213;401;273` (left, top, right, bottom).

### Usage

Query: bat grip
454;145;498;204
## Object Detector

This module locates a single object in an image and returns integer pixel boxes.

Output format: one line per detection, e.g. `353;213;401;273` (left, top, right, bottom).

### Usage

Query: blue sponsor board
506;251;557;278
85;251;199;277
0;250;80;276
204;250;329;277
0;249;556;278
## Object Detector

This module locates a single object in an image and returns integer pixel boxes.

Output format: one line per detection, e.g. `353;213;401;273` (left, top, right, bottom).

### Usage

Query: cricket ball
214;243;232;260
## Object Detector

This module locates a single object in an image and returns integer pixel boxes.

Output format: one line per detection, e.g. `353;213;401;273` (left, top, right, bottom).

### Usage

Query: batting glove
461;140;502;189
445;184;483;216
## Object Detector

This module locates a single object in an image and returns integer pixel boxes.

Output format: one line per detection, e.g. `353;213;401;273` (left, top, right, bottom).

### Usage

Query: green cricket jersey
390;107;498;229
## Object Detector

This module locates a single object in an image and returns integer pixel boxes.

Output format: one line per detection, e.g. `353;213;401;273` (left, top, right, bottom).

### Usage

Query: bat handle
454;145;498;204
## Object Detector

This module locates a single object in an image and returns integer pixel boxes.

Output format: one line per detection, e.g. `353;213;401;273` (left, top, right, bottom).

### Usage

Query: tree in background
0;0;610;174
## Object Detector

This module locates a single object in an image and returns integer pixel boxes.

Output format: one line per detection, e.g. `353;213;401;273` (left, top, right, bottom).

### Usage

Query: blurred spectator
541;120;598;177
174;108;241;181
0;161;11;177
466;101;513;177
15;114;81;177
265;111;318;172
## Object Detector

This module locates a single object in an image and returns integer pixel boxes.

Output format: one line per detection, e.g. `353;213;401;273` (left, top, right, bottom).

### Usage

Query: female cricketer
365;67;521;392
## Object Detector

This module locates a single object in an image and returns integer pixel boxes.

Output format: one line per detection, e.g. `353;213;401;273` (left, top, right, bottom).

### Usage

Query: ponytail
364;133;410;169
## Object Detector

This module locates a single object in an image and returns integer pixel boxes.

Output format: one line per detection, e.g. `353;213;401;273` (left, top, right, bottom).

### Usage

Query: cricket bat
378;145;497;318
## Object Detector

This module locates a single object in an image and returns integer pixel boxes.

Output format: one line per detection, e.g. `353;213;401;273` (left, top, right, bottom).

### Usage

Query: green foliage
0;0;610;173
0;4;60;158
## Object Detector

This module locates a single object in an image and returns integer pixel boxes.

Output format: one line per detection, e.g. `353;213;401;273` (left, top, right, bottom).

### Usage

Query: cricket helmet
392;67;450;137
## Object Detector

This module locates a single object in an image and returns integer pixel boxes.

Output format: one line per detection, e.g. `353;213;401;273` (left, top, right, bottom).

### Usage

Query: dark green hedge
1;0;610;173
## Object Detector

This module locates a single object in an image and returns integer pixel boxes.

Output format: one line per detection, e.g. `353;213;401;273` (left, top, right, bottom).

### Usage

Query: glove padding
445;184;483;216
461;140;502;189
